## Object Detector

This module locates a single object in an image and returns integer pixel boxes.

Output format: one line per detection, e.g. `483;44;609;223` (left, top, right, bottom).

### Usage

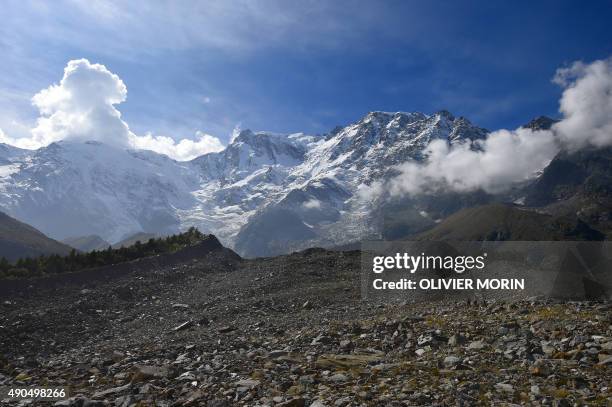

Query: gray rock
417;334;433;346
113;395;132;407
298;375;315;385
92;384;131;399
138;383;156;394
555;399;571;407
541;341;556;355
53;401;75;407
131;365;170;382
268;350;289;358
235;379;260;388
329;373;348;382
110;351;125;363
172;303;189;308
172;320;193;332
218;326;235;333
597;356;612;365
494;383;514;393
448;334;466;346
311;334;333;345
333;397;351;407
467;340;486;350
339;339;352;349
277;399;306;407
177;371;196;381
83;400;107;407
443;356;461;367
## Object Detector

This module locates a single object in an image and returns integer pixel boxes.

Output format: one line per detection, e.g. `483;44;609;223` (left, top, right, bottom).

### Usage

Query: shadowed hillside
0;211;72;261
525;147;612;238
414;203;604;241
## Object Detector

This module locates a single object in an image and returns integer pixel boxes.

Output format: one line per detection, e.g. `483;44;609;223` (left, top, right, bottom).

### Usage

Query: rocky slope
0;246;610;406
523;147;612;238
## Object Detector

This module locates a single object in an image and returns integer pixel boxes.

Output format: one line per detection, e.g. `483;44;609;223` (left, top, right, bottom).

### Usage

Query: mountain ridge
412;203;605;241
1;112;606;257
0;211;73;261
61;235;110;252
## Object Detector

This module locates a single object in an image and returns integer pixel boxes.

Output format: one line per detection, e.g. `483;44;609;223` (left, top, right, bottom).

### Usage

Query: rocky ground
0;246;611;406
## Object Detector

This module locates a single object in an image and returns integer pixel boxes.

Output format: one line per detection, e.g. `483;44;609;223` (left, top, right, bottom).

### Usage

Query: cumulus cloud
386;57;612;197
31;59;130;148
553;58;612;151
389;129;559;195
0;59;224;161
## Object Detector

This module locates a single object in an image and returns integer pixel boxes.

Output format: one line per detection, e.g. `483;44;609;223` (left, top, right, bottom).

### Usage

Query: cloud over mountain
0;59;224;160
387;57;612;197
30;59;131;148
131;131;224;162
553;58;612;151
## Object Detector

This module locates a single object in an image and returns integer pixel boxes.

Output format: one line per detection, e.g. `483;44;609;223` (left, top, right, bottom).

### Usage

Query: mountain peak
362;110;427;122
231;129;256;144
364;110;393;119
434;110;455;121
523;116;559;131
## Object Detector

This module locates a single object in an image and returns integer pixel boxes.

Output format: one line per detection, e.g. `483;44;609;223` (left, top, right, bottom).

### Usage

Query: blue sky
1;0;611;147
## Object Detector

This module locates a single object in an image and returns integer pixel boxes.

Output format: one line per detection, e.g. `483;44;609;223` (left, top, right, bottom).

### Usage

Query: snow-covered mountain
0;141;198;243
233;110;488;256
0;111;489;256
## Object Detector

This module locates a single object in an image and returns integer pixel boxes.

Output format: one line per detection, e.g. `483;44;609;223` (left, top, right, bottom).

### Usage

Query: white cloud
302;199;322;209
553;58;612;151
0;59;224;161
386;57;612;197
356;181;384;203
30;58;130;148
131;131;224;161
388;128;559;196
229;124;243;143
52;1;393;55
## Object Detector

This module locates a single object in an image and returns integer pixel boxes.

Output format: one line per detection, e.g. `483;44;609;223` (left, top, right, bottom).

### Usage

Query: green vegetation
0;227;205;279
